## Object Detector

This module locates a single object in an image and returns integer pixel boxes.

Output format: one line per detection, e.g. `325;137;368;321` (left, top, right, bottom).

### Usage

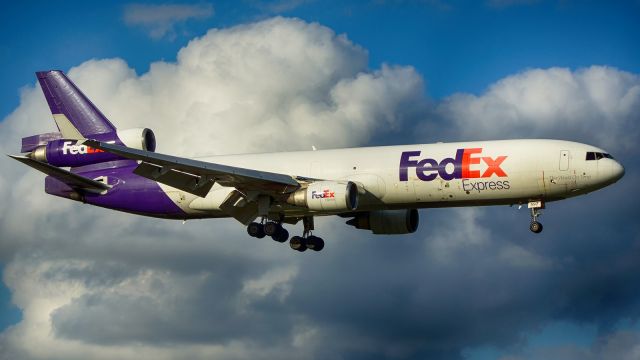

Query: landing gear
248;220;289;242
528;200;544;234
305;235;325;251
289;236;307;252
529;221;543;233
247;222;266;238
264;221;289;243
248;216;324;252
287;216;324;252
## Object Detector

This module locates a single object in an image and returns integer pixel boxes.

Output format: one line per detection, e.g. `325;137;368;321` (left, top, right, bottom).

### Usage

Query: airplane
9;70;625;252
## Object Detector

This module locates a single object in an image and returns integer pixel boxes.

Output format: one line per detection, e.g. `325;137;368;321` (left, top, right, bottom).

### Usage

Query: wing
82;140;301;198
9;155;110;193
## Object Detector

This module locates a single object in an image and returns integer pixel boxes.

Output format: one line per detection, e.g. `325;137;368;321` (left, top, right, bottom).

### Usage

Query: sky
0;1;639;359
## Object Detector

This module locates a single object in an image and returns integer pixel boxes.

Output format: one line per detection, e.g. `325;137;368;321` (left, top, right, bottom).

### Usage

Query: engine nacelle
346;209;419;234
29;128;156;167
287;181;359;211
116;128;156;152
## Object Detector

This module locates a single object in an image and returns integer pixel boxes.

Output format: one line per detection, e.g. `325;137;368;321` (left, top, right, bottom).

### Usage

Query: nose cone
611;161;625;182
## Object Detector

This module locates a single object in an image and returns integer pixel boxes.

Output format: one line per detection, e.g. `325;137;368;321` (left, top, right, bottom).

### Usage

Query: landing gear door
559;150;570;171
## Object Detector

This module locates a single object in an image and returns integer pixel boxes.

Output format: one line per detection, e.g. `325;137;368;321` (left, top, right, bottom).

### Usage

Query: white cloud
434;66;640;153
123;3;214;40
0;17;427;359
1;16;639;360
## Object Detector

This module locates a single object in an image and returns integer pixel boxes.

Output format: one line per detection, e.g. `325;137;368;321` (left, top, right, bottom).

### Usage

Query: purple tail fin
36;70;117;138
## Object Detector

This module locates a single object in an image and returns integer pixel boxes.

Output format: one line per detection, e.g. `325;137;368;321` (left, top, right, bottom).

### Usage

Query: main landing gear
528;200;544;234
246;216;324;252
247;220;289;242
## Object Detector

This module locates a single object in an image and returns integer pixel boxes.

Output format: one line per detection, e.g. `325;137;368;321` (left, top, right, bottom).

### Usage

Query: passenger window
586;152;595;161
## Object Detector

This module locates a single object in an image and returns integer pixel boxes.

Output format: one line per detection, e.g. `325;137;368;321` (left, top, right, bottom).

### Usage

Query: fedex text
400;148;508;182
61;141;104;155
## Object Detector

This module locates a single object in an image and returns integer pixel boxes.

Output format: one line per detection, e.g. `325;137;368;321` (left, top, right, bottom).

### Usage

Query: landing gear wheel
529;221;543;234
272;228;289;243
305;236;325;252
289;236;307;252
247;222;266;238
264;222;280;236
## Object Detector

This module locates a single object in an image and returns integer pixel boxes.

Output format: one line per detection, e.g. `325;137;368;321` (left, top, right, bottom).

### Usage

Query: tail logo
61;141;104;155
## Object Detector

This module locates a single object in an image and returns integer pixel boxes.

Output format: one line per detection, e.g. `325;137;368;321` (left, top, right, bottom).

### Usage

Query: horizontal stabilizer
21;132;62;153
9;155;110;193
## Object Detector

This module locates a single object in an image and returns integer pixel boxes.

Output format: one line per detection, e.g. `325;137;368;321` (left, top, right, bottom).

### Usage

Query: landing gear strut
528;200;544;234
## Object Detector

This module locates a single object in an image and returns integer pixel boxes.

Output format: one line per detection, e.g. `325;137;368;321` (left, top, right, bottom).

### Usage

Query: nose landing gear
528;200;544;234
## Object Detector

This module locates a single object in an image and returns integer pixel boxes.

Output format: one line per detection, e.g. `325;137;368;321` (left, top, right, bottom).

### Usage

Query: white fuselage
162;139;624;218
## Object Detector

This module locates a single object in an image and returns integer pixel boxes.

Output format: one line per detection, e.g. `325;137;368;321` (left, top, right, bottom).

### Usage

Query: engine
116;128;156;152
28;128;155;167
287;181;359;211
346;209;419;234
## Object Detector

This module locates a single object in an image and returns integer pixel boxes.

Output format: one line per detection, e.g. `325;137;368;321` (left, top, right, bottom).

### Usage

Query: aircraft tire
290;236;307;252
305;236;324;251
264;222;280;236
529;221;543;234
247;222;266;238
273;228;289;243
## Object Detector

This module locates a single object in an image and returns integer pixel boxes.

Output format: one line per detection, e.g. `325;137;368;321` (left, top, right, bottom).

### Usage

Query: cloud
1;16;640;360
429;66;640;153
123;3;214;40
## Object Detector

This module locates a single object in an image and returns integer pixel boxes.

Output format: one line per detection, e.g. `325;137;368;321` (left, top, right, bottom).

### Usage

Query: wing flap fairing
133;162;214;197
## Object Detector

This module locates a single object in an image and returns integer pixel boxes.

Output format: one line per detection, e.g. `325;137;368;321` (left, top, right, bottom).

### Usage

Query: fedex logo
399;148;507;182
311;189;336;199
61;141;104;155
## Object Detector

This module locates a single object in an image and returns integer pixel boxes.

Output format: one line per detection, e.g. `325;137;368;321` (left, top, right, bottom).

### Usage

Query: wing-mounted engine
25;128;155;168
286;181;359;211
346;209;419;234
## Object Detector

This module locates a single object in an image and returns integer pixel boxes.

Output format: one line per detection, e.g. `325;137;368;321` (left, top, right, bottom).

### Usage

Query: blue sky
1;1;639;359
1;1;638;117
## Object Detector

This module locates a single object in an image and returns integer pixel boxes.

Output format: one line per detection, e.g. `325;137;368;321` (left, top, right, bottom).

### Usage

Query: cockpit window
586;151;614;161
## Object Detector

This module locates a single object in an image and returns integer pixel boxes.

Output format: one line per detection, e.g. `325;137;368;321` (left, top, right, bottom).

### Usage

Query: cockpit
586;152;614;161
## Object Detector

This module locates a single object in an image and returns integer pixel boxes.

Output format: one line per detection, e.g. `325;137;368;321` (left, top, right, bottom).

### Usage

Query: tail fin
36;70;117;139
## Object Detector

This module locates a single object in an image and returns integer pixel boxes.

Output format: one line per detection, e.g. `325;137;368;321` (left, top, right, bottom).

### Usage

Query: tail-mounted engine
347;209;419;234
286;181;359;211
24;128;155;167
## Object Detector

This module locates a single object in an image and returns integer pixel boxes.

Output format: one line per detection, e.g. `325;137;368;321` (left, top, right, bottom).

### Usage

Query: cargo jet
10;71;625;252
